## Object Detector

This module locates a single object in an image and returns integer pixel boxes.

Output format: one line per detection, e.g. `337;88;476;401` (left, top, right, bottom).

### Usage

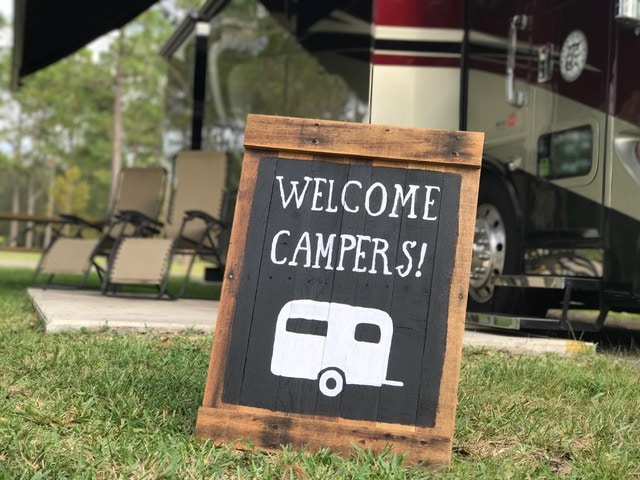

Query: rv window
286;317;328;336
537;126;593;179
354;323;382;343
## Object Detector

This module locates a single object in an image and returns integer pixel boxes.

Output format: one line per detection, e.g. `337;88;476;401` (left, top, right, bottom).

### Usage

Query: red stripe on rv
374;0;464;28
373;54;460;67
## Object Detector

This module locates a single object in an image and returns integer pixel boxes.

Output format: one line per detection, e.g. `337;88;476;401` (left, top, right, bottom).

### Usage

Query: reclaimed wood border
197;114;483;467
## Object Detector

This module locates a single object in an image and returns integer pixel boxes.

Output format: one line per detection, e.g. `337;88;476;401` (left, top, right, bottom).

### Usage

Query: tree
53;166;90;217
16;49;113;221
0;2;194;244
100;5;194;205
197;0;366;152
0;0;364;249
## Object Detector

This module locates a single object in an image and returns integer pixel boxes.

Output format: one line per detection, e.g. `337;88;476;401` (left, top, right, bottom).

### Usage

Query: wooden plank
197;406;453;468
243;114;483;168
201;150;262;408
0;213;63;223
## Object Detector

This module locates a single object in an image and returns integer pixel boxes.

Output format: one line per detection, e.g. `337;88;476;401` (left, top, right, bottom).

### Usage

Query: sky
0;0;12;47
0;0;11;19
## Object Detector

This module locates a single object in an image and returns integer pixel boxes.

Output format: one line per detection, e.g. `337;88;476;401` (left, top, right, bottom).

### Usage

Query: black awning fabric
12;0;160;89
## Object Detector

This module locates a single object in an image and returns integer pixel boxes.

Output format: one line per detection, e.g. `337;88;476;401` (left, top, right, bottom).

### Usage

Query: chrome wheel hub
469;204;506;303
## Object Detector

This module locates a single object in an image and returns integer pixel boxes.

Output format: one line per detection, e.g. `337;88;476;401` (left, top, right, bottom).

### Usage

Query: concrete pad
463;328;595;355
28;288;217;333
28;288;594;354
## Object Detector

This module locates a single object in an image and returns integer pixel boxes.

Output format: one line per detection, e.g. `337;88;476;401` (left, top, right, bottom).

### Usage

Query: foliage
0;264;639;478
100;9;177;167
1;0;365;235
164;0;366;156
53;166;90;217
0;3;192;223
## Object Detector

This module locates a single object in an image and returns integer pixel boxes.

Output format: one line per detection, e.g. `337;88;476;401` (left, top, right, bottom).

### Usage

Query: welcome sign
197;114;483;466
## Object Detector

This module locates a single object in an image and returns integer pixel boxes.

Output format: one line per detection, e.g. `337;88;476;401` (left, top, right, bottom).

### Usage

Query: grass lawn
0;263;639;478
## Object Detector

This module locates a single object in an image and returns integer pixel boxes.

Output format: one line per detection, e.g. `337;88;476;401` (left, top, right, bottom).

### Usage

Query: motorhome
162;0;640;330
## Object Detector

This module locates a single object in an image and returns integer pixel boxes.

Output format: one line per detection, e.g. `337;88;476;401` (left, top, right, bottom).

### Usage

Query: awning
11;0;160;89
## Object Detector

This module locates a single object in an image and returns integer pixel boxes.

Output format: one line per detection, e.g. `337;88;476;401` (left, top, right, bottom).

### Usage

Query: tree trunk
9;170;20;247
110;28;125;210
8;110;27;248
25;170;37;248
44;159;57;247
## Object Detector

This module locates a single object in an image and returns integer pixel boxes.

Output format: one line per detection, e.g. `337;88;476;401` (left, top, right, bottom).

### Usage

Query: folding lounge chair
102;150;228;298
32;166;167;287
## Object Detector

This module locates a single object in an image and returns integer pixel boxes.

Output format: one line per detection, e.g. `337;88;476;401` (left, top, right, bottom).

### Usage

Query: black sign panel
222;156;461;427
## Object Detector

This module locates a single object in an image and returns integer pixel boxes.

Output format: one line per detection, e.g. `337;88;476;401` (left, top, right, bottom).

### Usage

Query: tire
318;368;344;397
468;174;524;314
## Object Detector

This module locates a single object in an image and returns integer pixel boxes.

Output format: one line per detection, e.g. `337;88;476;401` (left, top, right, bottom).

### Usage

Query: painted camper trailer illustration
270;299;404;397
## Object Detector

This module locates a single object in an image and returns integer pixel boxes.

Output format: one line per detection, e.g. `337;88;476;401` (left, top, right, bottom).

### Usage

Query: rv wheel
469;202;506;304
468;174;523;314
318;368;344;397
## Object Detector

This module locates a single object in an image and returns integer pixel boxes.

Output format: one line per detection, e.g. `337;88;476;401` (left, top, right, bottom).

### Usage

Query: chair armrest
184;210;228;229
58;213;104;231
55;213;104;238
116;210;164;229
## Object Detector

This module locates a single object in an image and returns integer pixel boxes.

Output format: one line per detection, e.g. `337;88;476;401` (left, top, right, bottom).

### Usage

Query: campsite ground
0;256;639;478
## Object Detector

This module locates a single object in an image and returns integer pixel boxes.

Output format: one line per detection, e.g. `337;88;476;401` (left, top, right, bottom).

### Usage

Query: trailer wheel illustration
318;368;345;397
270;299;404;397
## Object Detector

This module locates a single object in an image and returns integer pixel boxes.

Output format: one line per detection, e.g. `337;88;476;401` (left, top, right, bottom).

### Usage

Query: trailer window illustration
270;299;404;397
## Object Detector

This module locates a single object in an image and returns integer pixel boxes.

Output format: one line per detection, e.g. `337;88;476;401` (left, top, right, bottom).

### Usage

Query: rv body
163;0;640;328
256;0;640;327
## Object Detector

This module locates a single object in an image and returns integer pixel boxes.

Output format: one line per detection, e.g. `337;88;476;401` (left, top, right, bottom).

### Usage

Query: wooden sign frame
197;114;483;466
